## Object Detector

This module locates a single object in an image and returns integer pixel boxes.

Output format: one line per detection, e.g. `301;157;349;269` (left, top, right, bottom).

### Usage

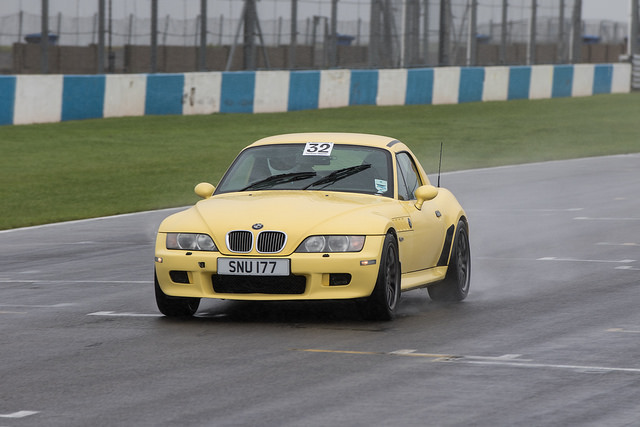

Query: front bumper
154;234;385;301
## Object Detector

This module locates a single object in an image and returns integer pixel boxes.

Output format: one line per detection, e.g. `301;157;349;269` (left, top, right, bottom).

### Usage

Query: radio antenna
437;142;443;188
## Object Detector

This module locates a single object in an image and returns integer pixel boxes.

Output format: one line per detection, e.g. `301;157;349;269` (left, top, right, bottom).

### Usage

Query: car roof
249;133;408;151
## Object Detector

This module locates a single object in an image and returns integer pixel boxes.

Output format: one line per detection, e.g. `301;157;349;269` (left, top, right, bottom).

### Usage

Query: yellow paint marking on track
0;311;27;314
295;349;386;356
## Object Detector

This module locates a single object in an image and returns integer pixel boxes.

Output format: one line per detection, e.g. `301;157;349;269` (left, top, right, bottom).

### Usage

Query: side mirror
194;182;215;199
414;185;438;210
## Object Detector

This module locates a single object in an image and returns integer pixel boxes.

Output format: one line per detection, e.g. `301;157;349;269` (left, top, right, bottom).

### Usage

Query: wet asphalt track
1;154;639;426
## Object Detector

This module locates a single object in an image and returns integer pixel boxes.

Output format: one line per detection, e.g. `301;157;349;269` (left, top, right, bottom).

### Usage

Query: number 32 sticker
303;142;334;156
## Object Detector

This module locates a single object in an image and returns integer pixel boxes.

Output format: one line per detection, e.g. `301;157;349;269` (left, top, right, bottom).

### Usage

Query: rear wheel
362;234;400;320
428;220;470;302
155;272;200;317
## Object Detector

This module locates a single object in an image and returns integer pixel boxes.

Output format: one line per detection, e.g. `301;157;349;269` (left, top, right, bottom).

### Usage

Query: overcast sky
1;0;634;23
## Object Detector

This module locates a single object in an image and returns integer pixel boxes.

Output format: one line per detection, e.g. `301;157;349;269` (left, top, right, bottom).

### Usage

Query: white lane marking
87;311;163;318
608;328;640;334
0;206;186;234
0;411;39;418
575;216;640;221
0;303;75;308
615;266;640;271
597;242;640;247
389;349;418;355
448;359;640;374
299;349;640;374
469;208;583;213
0;279;151;284
537;257;635;263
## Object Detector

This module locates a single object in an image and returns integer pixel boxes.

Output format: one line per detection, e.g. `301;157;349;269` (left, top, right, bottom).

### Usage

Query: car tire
362;234;401;320
154;272;200;317
428;220;470;302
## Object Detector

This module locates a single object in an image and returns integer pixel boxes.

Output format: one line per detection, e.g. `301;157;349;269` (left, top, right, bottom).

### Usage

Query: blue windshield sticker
375;179;387;193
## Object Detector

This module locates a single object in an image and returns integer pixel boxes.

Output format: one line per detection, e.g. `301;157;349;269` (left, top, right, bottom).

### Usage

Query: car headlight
296;235;365;253
166;233;218;251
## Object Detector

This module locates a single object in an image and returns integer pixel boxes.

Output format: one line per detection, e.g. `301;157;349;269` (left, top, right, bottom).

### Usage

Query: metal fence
1;0;638;74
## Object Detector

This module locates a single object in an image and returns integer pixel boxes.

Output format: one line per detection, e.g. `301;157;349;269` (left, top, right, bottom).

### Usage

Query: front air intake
257;231;287;253
226;230;253;253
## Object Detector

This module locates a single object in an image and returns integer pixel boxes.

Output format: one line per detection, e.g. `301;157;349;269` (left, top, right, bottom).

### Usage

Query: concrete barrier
183;72;221;116
482;67;509;102
377;69;407;106
14;75;63;125
0;63;631;126
254;71;289;113
104;74;146;118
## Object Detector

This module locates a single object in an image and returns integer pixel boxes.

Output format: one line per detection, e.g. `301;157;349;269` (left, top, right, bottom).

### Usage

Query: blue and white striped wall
0;63;631;126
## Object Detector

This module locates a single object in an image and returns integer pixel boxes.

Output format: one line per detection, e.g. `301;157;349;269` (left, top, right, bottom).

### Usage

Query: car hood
160;191;399;254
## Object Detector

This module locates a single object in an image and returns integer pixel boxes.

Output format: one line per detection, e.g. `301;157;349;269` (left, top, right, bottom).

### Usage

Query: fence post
569;0;582;63
330;0;338;67
18;10;23;44
289;0;298;69
108;0;114;72
128;13;134;45
151;0;158;73
438;0;450;66
558;0;565;63
629;0;639;56
41;0;49;74
466;0;477;66
499;0;507;64
369;0;380;67
243;0;257;70
56;12;62;44
199;0;207;71
403;0;420;67
219;15;224;46
423;0;429;65
98;0;105;73
163;14;170;45
527;0;537;65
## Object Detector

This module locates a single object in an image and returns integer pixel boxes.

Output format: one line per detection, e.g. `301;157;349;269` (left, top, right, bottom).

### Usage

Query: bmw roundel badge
252;223;264;230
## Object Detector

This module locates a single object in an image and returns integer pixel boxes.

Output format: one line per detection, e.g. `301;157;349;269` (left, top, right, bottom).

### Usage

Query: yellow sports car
154;133;470;320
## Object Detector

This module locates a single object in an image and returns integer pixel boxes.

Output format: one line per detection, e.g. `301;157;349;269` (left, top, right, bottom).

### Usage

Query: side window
396;152;422;201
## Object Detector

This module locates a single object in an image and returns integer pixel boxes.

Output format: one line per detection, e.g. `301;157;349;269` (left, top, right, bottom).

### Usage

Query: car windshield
216;143;393;197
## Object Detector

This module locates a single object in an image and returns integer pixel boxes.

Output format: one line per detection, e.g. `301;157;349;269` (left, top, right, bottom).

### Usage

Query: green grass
1;92;638;230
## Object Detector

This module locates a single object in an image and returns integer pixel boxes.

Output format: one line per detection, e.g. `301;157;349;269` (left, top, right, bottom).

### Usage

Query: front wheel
428;220;470;302
155;272;200;317
362;234;401;320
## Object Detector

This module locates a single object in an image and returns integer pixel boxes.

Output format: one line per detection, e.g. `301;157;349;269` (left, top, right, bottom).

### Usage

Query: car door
395;152;447;273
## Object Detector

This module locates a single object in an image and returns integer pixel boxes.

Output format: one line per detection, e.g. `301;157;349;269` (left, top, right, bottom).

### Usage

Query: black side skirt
436;225;455;267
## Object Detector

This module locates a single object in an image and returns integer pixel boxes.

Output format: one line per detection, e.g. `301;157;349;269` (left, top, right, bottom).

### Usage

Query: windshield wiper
241;171;317;191
303;164;371;190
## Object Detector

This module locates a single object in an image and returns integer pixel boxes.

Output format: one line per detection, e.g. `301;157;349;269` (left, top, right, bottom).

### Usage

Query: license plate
217;258;290;276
